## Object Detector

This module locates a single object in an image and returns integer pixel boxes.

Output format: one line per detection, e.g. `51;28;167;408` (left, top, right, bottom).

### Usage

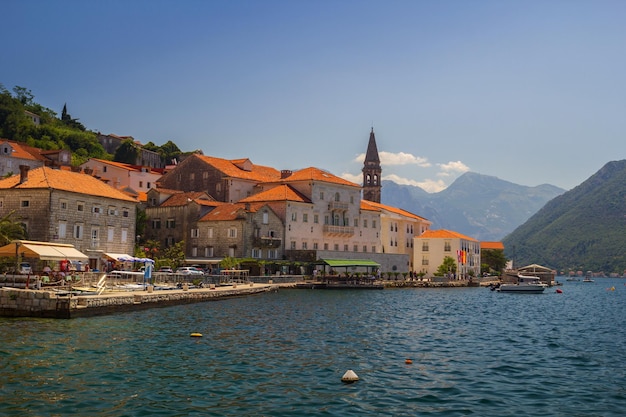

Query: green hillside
503;160;626;274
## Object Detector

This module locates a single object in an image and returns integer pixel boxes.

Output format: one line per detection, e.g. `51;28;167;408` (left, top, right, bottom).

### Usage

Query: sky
3;0;625;192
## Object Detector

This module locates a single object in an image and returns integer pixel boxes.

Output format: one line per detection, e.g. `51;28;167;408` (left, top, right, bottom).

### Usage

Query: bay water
1;278;625;416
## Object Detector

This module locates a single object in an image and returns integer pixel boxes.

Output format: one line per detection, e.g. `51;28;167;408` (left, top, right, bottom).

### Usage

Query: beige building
414;229;480;278
80;158;164;197
361;200;432;272
0;139;71;177
0;166;138;271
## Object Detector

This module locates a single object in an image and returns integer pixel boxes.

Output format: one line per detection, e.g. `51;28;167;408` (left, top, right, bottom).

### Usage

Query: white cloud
383;174;447;193
340;172;361;184
437;161;470;177
354;151;431;167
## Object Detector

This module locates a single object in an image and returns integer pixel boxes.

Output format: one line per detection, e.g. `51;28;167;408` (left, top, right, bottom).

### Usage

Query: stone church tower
362;128;382;203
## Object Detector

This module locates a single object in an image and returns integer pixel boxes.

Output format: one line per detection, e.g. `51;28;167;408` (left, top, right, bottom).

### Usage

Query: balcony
253;236;282;248
323;225;354;237
328;201;349;211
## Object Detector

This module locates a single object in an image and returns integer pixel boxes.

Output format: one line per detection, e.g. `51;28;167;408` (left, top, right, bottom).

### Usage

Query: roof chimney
19;165;30;184
280;170;292;179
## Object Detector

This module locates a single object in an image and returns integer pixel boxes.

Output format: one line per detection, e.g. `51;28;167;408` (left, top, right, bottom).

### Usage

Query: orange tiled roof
240;184;311;203
0;139;47;162
481;241;504;250
280;167;360;187
361;199;429;222
0;166;137;202
360;200;381;212
160;192;217;207
196;155;282;182
419;229;477;241
198;202;267;222
88;158;162;174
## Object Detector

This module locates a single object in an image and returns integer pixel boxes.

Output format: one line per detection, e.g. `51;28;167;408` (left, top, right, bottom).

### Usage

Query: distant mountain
381;173;565;241
502;160;626;274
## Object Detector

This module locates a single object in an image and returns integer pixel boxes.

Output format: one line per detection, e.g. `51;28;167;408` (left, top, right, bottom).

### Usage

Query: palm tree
0;210;26;245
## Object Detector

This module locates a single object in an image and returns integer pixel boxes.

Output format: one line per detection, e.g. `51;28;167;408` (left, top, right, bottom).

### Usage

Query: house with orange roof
414;229;481;279
0;139;72;177
143;191;221;260
0;165;138;271
80;158;164;197
156;153;282;203
195;202;284;271
361;200;432;272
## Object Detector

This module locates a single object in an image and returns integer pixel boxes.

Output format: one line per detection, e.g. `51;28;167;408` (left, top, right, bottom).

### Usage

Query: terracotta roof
481;241;504;250
0;140;48;162
198;202;267;222
361;199;429;222
360;200;381;212
195;154;282;182
419;229;477;241
160;192;217;207
240;184;311;203
87;158;163;174
280;167;360;187
0;166;137;202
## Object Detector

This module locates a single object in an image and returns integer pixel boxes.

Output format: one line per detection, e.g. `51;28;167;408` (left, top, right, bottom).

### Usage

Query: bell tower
362;128;382;203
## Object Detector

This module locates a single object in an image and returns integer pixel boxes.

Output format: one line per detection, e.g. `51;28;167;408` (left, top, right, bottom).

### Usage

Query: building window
363;245;367;252
372;220;377;228
189;173;195;180
152;219;161;229
192;246;198;256
139;181;143;188
371;246;376;253
147;182;151;189
74;224;83;239
344;244;348;251
353;244;358;252
354;218;358;227
290;241;296;249
320;191;324;200
291;212;297;221
58;222;67;239
122;210;129;218
60;200;67;209
77;203;84;211
121;229;128;243
103;166;107;173
268;249;277;259
252;248;261;258
422;242;429;251
108;227;114;242
333;244;339;251
363;219;368;228
166;218;176;228
207;228;214;238
302;242;307;250
205;246;214;257
21;200;30;208
324;243;329;250
262;211;269;224
313;242;318;250
422;257;429;265
303;213;308;223
191;228;199;238
334;192;340;202
203;171;209;179
165;236;174;246
314;214;319;224
444;242;451;252
228;227;237;238
92;206;101;214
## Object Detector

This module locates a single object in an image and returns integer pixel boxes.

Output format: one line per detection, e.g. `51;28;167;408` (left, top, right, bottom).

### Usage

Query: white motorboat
497;275;547;293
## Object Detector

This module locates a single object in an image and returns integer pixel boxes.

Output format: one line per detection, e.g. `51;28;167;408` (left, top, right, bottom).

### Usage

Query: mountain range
502;160;626;273
381;173;565;241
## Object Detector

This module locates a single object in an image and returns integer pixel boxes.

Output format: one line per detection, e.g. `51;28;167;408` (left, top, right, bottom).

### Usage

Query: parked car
19;262;32;275
176;266;204;275
158;266;174;274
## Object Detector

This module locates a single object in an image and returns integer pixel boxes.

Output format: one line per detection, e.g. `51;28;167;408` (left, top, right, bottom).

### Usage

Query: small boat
497;275;547;293
582;277;594;283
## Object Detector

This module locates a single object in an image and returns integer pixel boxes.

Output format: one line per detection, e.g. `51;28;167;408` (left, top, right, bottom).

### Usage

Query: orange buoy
405;359;413;364
555;288;563;294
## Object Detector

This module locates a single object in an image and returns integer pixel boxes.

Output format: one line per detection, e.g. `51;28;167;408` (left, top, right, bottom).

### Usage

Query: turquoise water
1;278;625;416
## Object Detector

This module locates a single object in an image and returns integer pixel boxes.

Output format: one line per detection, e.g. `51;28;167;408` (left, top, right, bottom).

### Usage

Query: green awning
319;258;380;268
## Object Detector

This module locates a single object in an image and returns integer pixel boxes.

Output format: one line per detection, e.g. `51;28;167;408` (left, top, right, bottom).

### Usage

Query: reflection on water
1;279;625;416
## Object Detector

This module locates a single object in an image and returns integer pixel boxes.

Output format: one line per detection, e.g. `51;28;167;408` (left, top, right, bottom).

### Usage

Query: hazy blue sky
3;0;625;192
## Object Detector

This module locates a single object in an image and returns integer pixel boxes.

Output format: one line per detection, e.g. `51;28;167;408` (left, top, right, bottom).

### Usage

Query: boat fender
405;359;413;364
190;333;203;337
555;289;563;294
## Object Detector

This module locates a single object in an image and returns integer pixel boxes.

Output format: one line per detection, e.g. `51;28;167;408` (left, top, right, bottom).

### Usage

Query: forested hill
0;84;182;166
502;160;626;274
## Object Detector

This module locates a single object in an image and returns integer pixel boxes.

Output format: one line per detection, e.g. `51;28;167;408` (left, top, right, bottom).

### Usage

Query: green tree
113;139;140;164
435;256;457;276
12;86;34;106
481;249;507;275
161;240;186;268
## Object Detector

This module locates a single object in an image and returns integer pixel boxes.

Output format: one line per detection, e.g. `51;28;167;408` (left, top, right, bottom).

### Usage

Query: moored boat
497;274;547;294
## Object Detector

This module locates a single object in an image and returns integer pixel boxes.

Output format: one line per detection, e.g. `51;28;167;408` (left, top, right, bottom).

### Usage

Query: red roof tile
195;155;282;182
361;199;429;221
419;229;477;241
240;184;311;203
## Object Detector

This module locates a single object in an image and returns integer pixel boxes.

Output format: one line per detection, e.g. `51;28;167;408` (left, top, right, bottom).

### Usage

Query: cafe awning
318;258;380;268
0;240;89;261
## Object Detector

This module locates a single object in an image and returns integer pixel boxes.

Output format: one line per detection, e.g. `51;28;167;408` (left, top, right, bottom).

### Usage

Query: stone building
96;133;164;169
156;154;282;202
362;128;382;203
0;166;138;271
195;202;284;266
143;190;219;255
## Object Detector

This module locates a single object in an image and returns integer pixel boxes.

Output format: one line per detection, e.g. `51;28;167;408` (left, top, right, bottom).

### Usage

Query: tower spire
362;128;382;203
